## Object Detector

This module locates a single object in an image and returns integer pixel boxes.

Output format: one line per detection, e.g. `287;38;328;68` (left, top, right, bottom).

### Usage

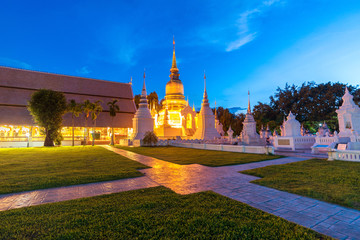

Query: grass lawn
116;146;281;167
0;187;330;239
0;146;147;194
241;159;360;210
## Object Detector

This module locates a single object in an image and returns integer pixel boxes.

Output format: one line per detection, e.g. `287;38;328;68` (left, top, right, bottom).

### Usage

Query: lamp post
26;132;30;148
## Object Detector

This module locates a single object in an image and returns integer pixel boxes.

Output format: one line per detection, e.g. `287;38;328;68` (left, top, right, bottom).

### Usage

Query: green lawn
0;146;147;194
116;146;281;167
242;159;360;210
0;187;330;239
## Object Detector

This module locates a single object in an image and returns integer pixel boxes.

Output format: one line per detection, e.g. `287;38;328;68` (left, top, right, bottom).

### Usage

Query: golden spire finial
171;36;177;69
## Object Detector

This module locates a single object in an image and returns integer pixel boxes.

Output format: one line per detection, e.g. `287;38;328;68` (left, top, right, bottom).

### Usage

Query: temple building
153;39;197;138
0;66;136;147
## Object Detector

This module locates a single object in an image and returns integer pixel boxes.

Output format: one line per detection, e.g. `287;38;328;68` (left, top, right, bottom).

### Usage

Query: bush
142;131;158;146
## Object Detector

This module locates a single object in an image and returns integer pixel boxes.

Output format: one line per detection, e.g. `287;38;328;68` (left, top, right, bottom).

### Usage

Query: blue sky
1;0;360;111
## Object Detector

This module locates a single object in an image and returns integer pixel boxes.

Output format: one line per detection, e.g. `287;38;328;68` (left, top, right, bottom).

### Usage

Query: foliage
214;106;245;136
90;100;103;123
242;158;360;210
54;132;63;146
0;187;329;239
134;94;141;109
253;82;360;133
134;91;160;111
147;91;160;111
89;100;103;146
67;99;83;146
27;89;67;146
107;99;120;118
107;99;120;145
116;146;281;167
142;131;158;146
0;146;148;194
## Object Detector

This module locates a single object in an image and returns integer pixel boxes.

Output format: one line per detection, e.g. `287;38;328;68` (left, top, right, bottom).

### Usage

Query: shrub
142;131;158;146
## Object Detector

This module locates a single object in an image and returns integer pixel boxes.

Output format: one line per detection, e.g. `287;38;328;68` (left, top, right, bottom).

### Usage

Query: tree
27;89;67;147
82;100;93;144
90;100;103;146
252;82;360;133
147;91;160;111
67;99;82;146
134;94;141;109
142;131;158;146
107;99;120;145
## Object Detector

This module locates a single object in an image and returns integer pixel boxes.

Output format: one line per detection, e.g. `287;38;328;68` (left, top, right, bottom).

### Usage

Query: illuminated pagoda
154;38;196;138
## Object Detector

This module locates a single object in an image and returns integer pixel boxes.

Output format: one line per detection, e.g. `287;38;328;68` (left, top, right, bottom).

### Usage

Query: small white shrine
192;77;220;140
239;92;262;145
336;87;360;138
274;111;315;150
260;124;272;139
131;74;154;141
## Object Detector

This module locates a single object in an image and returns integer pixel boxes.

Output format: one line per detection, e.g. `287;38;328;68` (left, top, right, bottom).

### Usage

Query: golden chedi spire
169;36;180;81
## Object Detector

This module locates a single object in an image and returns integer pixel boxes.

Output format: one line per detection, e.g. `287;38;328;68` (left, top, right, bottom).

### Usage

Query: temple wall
0;66;136;128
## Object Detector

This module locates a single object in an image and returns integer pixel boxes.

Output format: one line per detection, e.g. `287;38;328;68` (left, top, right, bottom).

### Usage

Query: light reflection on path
103;146;360;239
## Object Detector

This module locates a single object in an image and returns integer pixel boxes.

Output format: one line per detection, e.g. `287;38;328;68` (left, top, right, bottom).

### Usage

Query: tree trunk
92;127;95;146
44;128;54;147
72;116;75;146
111;127;114;145
92;120;96;146
110;117;114;145
84;117;88;145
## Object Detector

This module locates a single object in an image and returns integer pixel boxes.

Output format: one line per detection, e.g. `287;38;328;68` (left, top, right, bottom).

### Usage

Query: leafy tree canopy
28;89;67;146
253;82;360;133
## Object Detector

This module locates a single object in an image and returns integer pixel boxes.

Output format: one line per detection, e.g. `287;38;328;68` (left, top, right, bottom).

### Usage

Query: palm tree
107;99;120;145
67;100;82;146
90;100;103;146
82;100;93;145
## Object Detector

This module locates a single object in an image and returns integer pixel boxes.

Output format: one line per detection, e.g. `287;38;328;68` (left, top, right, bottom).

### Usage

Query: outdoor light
26;132;30;148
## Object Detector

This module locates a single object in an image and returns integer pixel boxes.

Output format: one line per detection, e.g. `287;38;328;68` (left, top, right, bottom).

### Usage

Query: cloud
76;66;91;75
0;57;32;69
226;33;257;52
225;0;284;52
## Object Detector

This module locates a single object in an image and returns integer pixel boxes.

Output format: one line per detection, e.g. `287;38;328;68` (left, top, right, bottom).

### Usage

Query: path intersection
0;145;359;239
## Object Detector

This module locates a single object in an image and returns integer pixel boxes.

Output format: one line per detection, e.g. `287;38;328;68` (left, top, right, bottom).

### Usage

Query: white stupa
192;73;220;140
282;111;301;137
240;91;261;144
131;72;154;140
336;87;360;138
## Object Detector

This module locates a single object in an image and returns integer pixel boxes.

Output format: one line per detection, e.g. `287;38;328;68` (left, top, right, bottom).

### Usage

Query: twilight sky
1;0;360;111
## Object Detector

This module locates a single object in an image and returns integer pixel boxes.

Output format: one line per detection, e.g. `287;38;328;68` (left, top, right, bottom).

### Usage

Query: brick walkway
1;145;359;239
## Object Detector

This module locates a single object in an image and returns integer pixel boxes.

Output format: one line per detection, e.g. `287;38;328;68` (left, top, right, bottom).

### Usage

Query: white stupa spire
192;73;220;140
131;70;154;140
203;71;209;105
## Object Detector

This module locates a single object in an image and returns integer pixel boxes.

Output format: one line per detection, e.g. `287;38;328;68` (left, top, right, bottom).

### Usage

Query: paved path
104;146;360;240
1;145;360;239
0;177;159;211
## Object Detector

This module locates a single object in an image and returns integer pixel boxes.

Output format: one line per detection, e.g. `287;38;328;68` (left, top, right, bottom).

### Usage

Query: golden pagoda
154;38;197;138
